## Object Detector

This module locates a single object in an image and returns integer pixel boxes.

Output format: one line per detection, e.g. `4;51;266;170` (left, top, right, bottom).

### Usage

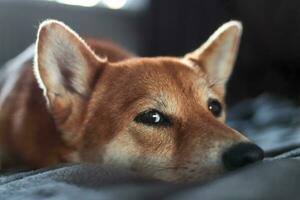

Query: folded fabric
1;160;300;200
228;94;300;156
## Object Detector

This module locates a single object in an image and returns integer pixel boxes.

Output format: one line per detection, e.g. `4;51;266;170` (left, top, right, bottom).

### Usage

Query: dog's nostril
222;142;264;171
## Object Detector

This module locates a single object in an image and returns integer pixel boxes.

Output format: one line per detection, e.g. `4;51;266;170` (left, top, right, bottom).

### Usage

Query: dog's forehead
105;57;216;113
115;57;207;88
112;58;213;98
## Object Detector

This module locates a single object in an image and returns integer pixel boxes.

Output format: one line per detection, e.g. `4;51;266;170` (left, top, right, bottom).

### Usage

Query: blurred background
0;0;300;106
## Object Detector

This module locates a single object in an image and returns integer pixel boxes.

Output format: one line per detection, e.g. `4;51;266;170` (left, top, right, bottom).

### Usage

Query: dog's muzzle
222;142;264;171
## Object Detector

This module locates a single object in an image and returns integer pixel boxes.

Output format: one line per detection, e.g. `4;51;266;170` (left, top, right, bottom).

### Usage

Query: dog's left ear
184;21;242;84
34;20;105;140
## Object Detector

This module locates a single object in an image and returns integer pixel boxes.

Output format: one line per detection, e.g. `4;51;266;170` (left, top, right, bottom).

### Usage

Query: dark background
0;0;300;106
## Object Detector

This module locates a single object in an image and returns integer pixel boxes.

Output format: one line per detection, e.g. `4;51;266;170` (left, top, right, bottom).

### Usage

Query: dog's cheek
169;135;228;182
101;133;141;169
185;149;224;182
100;129;176;180
124;128;178;180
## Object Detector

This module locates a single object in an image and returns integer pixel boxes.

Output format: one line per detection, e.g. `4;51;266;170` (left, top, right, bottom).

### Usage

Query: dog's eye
208;98;222;117
134;109;171;127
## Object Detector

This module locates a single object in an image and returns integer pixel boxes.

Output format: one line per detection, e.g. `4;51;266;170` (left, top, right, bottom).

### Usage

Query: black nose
222;142;264;171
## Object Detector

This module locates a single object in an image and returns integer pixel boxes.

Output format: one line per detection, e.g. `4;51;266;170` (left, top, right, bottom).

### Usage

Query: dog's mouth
129;160;224;183
145;162;242;183
129;142;264;183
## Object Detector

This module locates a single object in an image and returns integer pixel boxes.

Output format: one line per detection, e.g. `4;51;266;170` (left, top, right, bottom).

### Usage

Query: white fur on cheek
101;132;177;181
102;135;140;169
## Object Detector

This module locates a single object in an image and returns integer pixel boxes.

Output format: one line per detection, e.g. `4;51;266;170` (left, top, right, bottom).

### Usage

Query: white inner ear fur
184;21;242;83
44;30;88;95
34;20;100;99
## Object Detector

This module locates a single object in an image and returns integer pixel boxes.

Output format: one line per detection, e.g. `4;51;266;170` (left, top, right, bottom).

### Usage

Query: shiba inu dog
0;20;263;182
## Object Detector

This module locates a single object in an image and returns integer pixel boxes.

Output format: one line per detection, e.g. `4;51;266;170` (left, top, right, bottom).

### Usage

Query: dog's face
34;20;263;182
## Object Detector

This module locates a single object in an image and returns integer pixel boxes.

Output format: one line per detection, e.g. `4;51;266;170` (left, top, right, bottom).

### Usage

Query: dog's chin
174;168;224;184
138;165;225;184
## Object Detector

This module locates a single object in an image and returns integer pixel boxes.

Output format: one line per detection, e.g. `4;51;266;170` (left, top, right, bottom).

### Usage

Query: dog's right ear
34;20;105;133
184;21;242;86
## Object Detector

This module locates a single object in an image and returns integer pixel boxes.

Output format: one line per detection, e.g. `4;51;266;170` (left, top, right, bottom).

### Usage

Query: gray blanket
1;160;300;200
1;94;300;200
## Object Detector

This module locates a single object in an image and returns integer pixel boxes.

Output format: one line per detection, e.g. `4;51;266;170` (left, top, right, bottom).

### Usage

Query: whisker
143;163;188;171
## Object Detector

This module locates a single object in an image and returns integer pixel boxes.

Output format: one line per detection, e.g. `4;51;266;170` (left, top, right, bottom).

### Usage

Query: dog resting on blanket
0;20;263;182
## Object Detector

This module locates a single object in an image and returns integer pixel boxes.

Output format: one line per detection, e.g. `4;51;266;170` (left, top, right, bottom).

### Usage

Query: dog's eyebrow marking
147;96;167;109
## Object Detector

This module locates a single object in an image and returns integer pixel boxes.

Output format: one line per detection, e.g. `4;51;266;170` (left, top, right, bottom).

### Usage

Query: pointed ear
34;20;105;128
184;21;242;84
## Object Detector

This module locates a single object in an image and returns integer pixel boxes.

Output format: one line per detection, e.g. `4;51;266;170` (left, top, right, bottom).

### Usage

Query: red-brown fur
0;39;132;167
0;20;251;182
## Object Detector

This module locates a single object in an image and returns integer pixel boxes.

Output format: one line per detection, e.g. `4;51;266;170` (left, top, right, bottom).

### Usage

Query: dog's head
34;20;263;182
